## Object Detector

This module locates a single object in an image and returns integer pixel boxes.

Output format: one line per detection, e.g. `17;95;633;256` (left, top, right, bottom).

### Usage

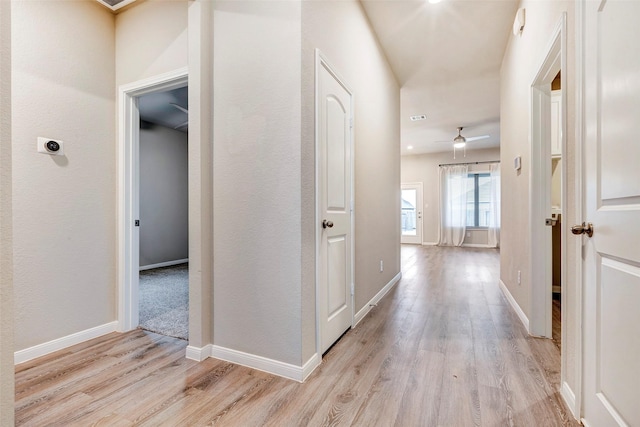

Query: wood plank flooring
15;245;579;426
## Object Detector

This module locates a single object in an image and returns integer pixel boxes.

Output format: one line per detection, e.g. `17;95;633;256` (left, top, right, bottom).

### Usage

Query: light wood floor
15;245;578;426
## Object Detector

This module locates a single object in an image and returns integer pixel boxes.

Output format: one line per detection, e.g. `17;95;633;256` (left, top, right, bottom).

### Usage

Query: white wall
12;0;116;351
115;0;188;86
139;124;188;267
212;1;303;365
401;148;500;245
302;0;401;361
0;0;13;423
500;0;578;393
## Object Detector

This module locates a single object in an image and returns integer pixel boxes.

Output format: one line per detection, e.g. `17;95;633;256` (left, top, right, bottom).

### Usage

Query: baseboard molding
498;280;530;333
139;258;189;271
462;243;493;248
210;345;308;382
354;272;402;327
302;353;321;381
15;321;118;365
185;344;213;362
422;242;437;246
560;381;578;420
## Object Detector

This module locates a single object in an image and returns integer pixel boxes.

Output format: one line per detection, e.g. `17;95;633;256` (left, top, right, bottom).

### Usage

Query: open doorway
137;87;189;340
549;71;562;350
117;69;189;338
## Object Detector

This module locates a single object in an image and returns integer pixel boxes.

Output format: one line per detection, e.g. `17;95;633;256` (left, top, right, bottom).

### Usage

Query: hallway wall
0;0;13;423
500;0;578;396
11;0;116;352
212;1;304;365
302;0;401;361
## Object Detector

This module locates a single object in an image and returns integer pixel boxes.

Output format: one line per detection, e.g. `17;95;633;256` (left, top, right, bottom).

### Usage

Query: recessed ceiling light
429;0;442;4
407;146;414;150
409;115;427;121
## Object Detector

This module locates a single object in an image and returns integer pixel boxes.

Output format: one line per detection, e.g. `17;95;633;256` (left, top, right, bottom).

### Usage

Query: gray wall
139;123;188;268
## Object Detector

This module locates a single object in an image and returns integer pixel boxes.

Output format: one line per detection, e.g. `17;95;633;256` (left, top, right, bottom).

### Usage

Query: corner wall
0;0;13;423
12;0;116;352
500;0;578;394
212;1;303;365
302;0;401;361
401;148;500;245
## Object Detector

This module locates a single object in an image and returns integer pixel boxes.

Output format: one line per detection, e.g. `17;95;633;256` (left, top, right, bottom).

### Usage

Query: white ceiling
138;86;188;133
360;0;519;155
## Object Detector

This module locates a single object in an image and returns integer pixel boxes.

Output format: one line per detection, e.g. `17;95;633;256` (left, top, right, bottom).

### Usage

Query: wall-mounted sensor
37;137;64;156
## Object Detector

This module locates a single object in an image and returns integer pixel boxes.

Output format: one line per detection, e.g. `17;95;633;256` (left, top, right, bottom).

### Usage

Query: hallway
15;246;577;426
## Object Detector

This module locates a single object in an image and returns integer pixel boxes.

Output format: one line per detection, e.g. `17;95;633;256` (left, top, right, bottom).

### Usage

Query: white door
582;1;640;425
317;53;353;354
401;183;423;244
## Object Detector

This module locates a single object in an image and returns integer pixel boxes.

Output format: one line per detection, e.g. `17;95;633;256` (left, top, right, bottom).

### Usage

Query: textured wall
212;1;303;365
115;0;188;86
12;0;116;351
302;0;401;360
0;0;13;423
500;0;577;393
139;124;188;267
401;148;501;245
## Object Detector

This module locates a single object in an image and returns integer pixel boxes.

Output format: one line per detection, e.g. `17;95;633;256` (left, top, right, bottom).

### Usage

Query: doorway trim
117;67;188;332
314;49;355;362
401;182;424;245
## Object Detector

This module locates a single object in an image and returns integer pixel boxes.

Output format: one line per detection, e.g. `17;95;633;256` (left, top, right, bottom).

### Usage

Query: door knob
571;222;594;238
322;220;334;229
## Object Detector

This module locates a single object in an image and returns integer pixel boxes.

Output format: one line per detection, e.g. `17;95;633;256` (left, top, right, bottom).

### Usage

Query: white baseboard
422;242;437;246
210;345;309;382
462;243;492;248
302;353;321;381
185;344;213;362
498;279;530;333
354;272;402;327
15;321;118;365
139;258;189;271
560;381;578;420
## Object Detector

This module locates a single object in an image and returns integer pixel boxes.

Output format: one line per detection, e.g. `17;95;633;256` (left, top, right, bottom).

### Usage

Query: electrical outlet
517;270;521;285
380;260;384;272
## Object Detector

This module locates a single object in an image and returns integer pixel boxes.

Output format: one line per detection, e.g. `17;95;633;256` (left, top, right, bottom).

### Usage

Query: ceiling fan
170;103;189;131
437;127;490;158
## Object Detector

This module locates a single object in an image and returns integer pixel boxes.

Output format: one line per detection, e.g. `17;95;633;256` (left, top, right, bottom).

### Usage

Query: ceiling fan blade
170;103;189;114
465;135;490;142
174;120;189;130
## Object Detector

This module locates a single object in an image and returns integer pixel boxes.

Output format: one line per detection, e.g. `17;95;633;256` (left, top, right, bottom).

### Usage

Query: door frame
401;182;423;245
117;67;188;332
314;49;355;358
529;12;582;418
529;13;566;339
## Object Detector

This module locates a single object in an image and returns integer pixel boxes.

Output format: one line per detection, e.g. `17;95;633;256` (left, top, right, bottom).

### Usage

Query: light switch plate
37;137;64;156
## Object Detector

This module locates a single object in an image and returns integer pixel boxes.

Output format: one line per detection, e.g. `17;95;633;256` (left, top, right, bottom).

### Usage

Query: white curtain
487;163;501;248
438;165;469;246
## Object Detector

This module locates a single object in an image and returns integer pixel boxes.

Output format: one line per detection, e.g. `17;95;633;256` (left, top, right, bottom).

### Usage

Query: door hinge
351;283;354;296
135;220;140;227
350;118;353;129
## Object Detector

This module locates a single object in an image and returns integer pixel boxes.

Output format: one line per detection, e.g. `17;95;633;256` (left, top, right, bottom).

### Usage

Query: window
466;173;491;227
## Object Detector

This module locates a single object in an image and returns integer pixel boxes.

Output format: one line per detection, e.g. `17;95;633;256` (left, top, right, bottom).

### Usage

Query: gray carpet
139;263;189;340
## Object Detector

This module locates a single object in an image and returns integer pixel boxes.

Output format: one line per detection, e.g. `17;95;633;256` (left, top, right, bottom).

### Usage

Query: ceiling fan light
453;141;466;149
